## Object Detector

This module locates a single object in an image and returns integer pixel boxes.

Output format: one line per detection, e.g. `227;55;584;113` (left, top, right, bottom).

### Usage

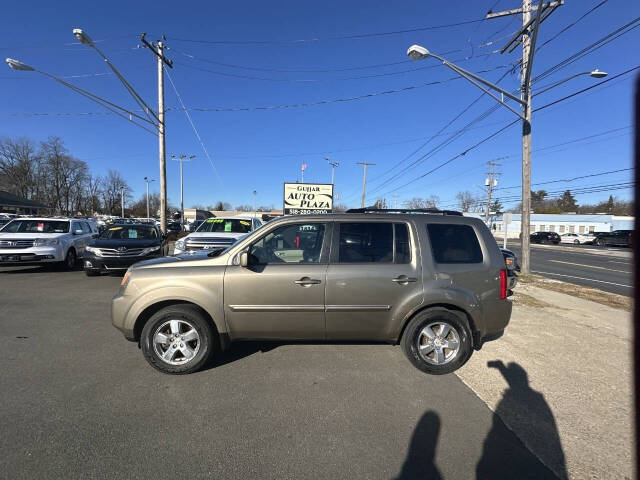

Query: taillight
499;269;507;299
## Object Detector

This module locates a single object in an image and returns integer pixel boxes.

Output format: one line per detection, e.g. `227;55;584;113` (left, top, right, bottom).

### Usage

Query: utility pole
325;157;339;185
357;162;376;208
120;186;125;218
253;190;257;218
140;34;173;235
484;160;502;224
144;177;155;219
393;194;399;209
171;154;195;227
486;0;562;273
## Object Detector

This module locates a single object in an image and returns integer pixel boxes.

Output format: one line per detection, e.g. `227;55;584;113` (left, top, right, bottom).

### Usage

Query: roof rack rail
345;207;463;216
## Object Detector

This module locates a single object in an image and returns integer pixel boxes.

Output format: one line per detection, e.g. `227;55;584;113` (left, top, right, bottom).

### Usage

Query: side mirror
239;251;249;267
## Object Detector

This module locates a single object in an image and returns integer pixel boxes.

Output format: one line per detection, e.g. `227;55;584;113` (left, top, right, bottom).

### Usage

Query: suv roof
345;207;463;216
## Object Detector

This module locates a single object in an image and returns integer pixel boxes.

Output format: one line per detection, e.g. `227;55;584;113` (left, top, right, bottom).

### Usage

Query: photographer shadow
477;360;568;480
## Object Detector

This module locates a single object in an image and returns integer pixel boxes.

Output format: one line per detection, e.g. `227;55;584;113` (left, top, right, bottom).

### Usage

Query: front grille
97;247;146;257
185;237;235;250
0;239;35;249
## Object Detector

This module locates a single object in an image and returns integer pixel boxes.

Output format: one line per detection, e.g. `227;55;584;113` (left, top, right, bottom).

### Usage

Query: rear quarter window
426;223;483;264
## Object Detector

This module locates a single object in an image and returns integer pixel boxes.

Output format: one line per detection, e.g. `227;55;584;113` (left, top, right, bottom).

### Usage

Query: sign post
283;183;333;215
503;213;512;249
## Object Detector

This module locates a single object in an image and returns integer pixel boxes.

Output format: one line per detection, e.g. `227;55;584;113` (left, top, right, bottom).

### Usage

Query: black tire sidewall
401;309;472;375
141;305;216;374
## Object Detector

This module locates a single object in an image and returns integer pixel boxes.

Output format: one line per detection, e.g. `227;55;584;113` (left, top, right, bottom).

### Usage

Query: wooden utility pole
484;160;502;224
357;162;376;208
140;34;173;234
486;0;562;273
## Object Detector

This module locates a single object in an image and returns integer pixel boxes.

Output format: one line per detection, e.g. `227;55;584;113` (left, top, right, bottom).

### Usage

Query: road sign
283;183;333;215
503;213;512;225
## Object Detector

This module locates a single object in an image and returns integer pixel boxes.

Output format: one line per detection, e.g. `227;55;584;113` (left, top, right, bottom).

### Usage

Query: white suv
0;217;96;270
173;216;261;254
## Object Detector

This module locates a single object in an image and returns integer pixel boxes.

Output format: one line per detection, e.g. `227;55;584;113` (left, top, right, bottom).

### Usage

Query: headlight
85;246;102;256
175;240;185;250
121;270;131;286
34;238;60;247
141;245;161;255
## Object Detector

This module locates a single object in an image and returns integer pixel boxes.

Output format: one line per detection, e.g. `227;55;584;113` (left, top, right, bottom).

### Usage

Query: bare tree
455;191;478;212
101;169;131;215
403;196;440;209
0;137;40;199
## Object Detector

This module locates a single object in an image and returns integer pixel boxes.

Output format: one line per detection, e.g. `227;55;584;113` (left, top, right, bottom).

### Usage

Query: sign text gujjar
283;183;333;215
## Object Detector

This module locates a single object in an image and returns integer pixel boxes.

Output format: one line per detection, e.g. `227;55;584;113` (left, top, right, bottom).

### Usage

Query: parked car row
526;230;632;248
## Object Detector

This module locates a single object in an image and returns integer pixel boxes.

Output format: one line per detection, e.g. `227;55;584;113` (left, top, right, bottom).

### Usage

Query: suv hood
0;232;67;238
132;249;225;269
90;238;160;248
185;232;245;239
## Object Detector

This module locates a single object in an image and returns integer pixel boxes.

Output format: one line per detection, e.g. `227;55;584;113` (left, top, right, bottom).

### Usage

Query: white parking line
548;260;631;274
532;271;632;289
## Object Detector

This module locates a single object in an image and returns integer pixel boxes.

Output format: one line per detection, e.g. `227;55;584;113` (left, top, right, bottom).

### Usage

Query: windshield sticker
224;221;232;232
239;220;250;226
206;218;223;223
37;222;44;232
109;227;123;231
128;229;138;239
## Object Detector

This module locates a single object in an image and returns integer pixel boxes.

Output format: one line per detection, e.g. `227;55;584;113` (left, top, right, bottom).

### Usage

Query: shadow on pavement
0;266;49;274
396;410;443;480
477;360;567;480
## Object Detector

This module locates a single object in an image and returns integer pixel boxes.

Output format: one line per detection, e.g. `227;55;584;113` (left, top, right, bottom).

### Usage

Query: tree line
0;136;136;216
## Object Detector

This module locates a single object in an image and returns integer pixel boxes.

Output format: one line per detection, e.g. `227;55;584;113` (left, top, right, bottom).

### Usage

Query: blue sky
1;0;638;211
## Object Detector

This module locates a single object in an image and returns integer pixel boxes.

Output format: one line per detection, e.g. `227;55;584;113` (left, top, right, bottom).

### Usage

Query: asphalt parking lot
0;264;558;479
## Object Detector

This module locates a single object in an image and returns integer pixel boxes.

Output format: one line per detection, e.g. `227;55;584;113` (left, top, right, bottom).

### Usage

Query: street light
534;69;608;96
171;154;195;227
6;58;34;71
406;43;606;273
144;177;156;220
253;190;257;218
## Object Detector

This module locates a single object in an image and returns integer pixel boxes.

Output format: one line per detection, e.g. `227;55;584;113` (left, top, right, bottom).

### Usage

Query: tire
61;248;76;271
141;304;217;375
597;238;606;247
401;308;472;375
573;239;580;245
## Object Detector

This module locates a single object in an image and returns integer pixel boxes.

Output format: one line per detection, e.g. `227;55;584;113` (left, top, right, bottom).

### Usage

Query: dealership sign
283;183;333;215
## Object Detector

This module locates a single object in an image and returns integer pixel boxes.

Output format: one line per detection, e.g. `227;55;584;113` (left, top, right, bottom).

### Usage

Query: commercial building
489;213;633;237
0;190;52;216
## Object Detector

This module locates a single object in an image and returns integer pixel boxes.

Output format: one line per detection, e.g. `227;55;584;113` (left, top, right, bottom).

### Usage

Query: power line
371;65;639;198
495;167;634;192
164;68;221;182
166;18;488;46
536;0;610;51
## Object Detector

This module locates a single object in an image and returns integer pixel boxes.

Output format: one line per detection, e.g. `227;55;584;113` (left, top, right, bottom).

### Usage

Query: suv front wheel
141;304;217;374
401;308;472;375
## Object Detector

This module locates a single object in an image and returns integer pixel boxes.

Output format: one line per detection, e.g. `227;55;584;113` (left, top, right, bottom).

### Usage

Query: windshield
99;225;158;240
196;218;252;234
1;220;70;234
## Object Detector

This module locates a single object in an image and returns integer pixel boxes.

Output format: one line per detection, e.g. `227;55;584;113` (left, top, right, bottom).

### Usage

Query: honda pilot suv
112;209;512;375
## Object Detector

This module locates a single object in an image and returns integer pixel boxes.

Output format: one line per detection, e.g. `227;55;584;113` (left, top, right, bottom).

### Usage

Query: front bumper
0;246;63;265
84;252;161;272
112;293;136;341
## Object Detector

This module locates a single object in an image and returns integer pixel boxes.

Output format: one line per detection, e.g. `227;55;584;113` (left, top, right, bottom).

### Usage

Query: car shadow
0;265;50;274
477;360;568;480
201;339;389;371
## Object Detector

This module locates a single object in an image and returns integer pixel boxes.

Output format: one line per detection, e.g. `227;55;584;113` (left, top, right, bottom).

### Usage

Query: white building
489;214;633;237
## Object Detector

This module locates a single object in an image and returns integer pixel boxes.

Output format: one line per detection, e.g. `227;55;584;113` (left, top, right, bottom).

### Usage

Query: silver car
112;210;512;375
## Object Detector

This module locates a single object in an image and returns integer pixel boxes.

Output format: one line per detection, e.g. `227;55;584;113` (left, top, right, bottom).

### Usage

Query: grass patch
511;291;554;309
518;274;631;311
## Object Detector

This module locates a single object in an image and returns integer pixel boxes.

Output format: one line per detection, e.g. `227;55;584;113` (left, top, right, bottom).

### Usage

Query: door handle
294;277;321;286
392;275;417;284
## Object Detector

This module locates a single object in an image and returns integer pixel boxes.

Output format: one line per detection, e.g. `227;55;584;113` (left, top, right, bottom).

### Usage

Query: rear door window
427;224;483;264
338;223;393;263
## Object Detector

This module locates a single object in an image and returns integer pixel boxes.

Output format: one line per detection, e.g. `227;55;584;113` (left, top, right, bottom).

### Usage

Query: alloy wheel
417;322;461;365
153;319;201;365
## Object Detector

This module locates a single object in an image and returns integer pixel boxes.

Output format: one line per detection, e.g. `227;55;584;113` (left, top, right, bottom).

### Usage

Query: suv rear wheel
141;304;217;374
401;308;472;375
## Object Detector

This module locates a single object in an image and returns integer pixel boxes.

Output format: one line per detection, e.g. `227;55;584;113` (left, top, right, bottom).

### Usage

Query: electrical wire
536;0;610;51
164;67;221;182
166;18;488;46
